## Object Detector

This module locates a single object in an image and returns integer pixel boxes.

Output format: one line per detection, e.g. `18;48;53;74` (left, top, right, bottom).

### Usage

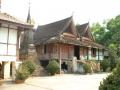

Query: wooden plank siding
36;43;102;61
36;43;74;60
79;46;88;60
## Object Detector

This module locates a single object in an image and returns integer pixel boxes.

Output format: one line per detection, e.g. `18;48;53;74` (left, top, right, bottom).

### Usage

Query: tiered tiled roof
34;16;104;49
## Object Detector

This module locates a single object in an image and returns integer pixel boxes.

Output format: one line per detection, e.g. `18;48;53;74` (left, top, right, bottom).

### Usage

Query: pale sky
1;0;120;26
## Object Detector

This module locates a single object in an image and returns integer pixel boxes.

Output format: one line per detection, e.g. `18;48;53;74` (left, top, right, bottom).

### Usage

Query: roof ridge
38;16;72;27
58;16;72;36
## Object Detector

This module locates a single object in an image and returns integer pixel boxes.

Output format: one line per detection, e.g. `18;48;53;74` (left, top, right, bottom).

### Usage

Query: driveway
0;73;109;90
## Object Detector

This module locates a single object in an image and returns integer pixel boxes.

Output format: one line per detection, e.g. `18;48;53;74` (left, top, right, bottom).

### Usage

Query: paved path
0;73;109;90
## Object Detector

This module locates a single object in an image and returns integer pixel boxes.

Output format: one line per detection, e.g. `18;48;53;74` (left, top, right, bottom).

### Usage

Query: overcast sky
1;0;120;26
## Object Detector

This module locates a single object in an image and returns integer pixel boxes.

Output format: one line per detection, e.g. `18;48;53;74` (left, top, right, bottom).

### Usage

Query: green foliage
91;23;106;44
100;59;110;72
15;67;30;80
22;60;36;74
83;63;91;73
15;60;36;80
99;60;120;90
46;60;60;75
108;45;119;70
91;18;120;71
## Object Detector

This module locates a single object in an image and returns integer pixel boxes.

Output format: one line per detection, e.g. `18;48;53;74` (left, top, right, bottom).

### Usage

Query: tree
106;15;120;56
91;23;106;44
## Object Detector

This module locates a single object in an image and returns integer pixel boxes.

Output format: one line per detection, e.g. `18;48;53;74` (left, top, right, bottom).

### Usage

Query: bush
83;63;92;73
100;59;110;72
15;60;36;81
15;67;30;80
87;61;101;73
99;61;120;90
22;60;36;74
46;60;60;75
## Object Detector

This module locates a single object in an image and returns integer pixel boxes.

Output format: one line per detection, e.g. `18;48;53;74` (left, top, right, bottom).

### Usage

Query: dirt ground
0;73;109;90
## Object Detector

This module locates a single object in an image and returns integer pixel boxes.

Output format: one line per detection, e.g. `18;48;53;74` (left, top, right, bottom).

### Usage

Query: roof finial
27;0;31;24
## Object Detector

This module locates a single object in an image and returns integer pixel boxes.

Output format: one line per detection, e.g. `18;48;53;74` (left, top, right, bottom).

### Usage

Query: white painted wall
0;56;16;61
8;45;16;55
0;26;17;61
0;27;8;43
99;50;103;60
0;44;7;55
8;29;17;44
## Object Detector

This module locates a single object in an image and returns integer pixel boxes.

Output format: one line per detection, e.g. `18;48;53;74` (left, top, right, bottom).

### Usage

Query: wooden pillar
3;62;10;79
87;47;89;60
88;47;92;60
11;62;16;81
98;49;99;60
59;44;61;74
96;49;99;60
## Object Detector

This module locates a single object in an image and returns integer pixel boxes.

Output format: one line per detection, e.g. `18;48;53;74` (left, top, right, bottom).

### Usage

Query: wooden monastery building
34;16;105;72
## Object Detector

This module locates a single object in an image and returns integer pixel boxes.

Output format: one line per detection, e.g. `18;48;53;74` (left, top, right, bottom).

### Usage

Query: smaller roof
76;23;89;36
0;13;32;26
81;39;105;49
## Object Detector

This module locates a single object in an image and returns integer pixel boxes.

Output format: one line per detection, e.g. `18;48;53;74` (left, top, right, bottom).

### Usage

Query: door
74;45;80;60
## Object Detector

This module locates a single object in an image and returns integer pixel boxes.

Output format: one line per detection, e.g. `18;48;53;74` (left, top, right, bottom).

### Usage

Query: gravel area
0;73;109;90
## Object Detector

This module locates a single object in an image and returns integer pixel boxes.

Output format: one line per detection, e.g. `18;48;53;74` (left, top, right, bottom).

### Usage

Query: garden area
89;14;120;90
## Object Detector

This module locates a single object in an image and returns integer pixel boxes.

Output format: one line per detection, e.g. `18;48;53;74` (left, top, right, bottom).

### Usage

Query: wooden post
59;44;61;74
98;49;99;60
12;62;16;81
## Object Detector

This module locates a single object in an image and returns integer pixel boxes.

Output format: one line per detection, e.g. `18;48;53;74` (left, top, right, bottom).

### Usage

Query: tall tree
91;23;106;45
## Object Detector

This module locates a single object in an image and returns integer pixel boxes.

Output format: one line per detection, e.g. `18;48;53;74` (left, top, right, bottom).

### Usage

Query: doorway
61;62;68;72
74;45;80;60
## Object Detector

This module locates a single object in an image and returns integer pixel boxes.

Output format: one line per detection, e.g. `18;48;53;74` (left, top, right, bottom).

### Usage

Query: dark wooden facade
34;16;105;70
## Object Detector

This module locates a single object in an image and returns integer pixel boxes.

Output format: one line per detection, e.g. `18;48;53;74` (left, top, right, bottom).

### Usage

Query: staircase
32;65;48;76
32;57;48;76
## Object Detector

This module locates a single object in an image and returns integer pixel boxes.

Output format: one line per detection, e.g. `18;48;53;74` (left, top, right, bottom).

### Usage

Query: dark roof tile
34;16;72;45
76;23;89;36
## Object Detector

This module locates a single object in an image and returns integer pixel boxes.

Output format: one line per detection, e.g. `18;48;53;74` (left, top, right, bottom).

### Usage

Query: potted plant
15;60;36;84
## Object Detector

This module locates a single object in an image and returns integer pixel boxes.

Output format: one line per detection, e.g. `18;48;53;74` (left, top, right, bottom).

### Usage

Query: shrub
99;61;120;90
46;60;60;75
15;64;30;80
87;61;101;73
15;60;36;81
15;67;30;80
83;63;92;73
22;60;36;74
100;59;110;72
